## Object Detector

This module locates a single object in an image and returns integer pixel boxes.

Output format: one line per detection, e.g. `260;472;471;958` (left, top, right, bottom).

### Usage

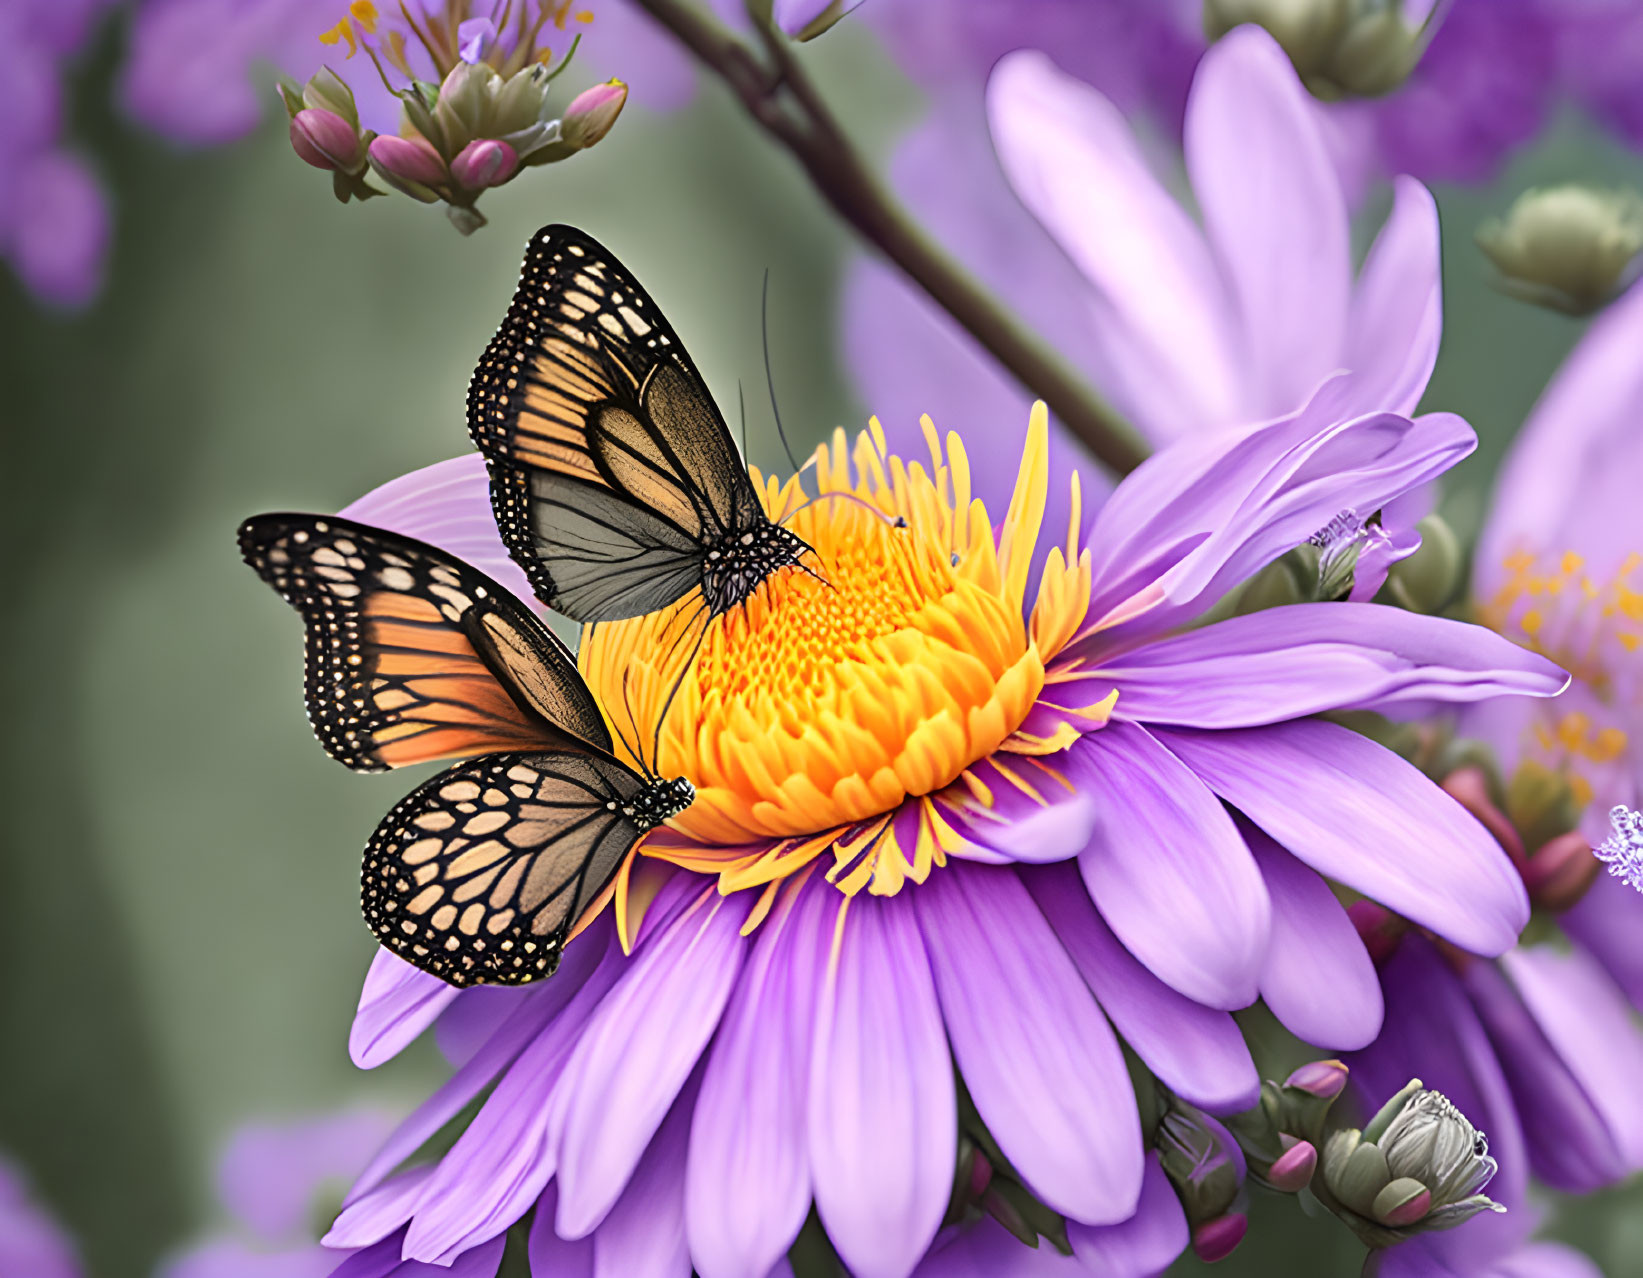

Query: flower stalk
626;0;1150;476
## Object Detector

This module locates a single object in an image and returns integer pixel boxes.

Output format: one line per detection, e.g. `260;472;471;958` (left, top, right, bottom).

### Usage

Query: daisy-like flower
308;384;1562;1278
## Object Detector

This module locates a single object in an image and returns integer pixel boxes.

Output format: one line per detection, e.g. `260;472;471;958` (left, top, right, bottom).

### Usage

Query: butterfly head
628;775;695;832
701;522;812;616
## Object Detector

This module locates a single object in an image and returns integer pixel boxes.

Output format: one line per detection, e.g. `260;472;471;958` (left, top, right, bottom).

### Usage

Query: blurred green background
3;13;1642;1278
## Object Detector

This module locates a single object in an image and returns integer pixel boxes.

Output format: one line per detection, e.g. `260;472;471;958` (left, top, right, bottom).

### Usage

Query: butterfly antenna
763;269;804;476
618;668;656;782
649;610;710;779
778;489;906;531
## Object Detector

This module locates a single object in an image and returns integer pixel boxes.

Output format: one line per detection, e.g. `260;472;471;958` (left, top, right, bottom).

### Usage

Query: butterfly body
467;223;811;624
239;512;693;986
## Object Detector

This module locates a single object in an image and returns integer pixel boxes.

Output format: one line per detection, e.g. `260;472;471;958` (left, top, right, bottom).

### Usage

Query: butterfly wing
239;512;612;771
363;750;648;986
467;224;768;620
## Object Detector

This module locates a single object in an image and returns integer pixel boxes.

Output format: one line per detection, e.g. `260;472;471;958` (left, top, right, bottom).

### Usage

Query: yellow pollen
319;1;378;54
581;405;1095;898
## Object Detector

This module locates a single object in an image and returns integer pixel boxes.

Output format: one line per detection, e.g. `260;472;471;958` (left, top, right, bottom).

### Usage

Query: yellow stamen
581;410;1095;898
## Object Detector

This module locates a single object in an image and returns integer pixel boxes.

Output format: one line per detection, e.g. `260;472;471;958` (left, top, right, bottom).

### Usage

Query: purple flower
0;1156;80;1278
307;376;1562;1277
158;1109;399;1278
845;25;1442;576
0;1;117;308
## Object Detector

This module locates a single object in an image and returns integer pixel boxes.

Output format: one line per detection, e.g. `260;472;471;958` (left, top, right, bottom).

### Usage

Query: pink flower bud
1267;1138;1318;1192
450;138;519;190
1523;830;1602;912
289;108;361;171
1284;1059;1349;1100
1191;1213;1247;1263
562;79;628;150
367;134;449;201
1442;766;1528;871
1347;899;1405;964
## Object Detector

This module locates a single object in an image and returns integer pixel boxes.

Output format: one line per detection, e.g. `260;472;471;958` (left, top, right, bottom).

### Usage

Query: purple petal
218;1109;398;1241
327;1170;435;1251
456;17;495;62
339;455;538;610
1066;1155;1188;1277
1028;862;1258;1114
345;924;615;1208
552;888;751;1240
940;780;1098;866
1561;873;1643;1008
1491;1242;1605;1278
1082;399;1475;644
434;987;533;1067
1463;957;1627;1193
1185;27;1350;417
1343;177;1442;419
328;1229;504;1278
1246;826;1381;1050
527;1187;593;1277
1069;723;1270;1009
1158;721;1528;956
1501;945;1643;1169
394;921;632;1259
809;894;953;1278
917;866;1143;1225
349;950;458;1070
162;1238;333;1278
590;1080;694;1278
1476;278;1643;595
9;150;109;309
0;1157;81;1278
988;50;1243;442
1102;604;1567;729
687;881;831;1278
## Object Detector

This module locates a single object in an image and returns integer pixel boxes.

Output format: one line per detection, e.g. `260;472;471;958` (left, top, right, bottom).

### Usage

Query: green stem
628;0;1151;476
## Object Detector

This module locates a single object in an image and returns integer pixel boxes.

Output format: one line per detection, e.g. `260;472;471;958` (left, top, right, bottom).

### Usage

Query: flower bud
289;108;364;172
1503;760;1582;858
302;66;360;129
1317;1081;1505;1248
1158;1102;1245;1226
561;80;628;151
776;0;866;41
493;64;555;138
1267;1137;1318;1193
1191;1213;1247;1263
1285;1059;1350;1102
450;138;518;189
1234;547;1314;614
367;134;448;202
1477;185;1643;316
1347;900;1405;965
1203;0;1430;100
1385;514;1462;613
1441;767;1528;874
434;60;504;154
1523;830;1602;912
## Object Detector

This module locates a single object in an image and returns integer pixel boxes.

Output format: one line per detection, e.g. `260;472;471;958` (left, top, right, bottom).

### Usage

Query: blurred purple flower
0;1156;80;1278
1463;279;1643;1011
845;25;1442;581
310;374;1566;1277
0;1;117;308
1348;939;1611;1278
158;1109;399;1278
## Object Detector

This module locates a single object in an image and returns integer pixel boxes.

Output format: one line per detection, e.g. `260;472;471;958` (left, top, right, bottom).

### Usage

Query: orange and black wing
238;513;612;771
466;224;768;621
363;750;653;986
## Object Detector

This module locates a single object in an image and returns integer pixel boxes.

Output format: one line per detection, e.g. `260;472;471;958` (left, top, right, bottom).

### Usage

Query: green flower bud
1316;1081;1505;1249
1157;1102;1245;1226
1477;185;1643;316
492;64;555;137
1504;759;1583;856
433;60;503;156
1234;546;1315;615
1386;514;1462;613
302;66;360;129
1203;0;1433;100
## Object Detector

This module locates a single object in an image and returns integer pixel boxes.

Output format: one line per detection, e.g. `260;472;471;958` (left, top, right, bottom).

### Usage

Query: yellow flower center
1482;547;1641;804
581;407;1098;901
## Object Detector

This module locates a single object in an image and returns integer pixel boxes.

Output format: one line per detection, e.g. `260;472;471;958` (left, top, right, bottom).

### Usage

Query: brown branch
628;0;1151;476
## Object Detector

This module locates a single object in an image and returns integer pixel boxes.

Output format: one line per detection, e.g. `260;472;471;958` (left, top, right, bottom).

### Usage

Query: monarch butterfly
466;223;811;625
239;512;693;987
